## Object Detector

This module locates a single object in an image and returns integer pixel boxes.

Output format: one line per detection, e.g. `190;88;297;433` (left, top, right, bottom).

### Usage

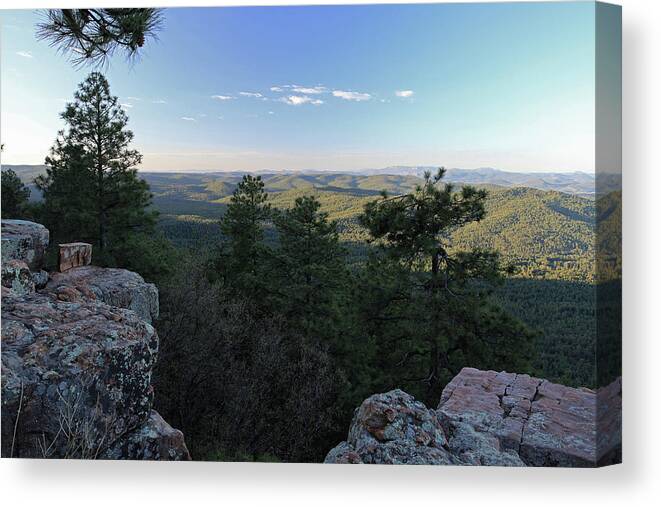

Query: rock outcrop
1;220;49;271
326;367;621;467
46;266;159;324
1;220;189;460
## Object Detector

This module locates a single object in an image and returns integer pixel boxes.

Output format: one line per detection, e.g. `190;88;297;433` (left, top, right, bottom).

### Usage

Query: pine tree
1;169;31;218
36;9;163;67
36;72;160;273
359;168;534;402
272;196;348;339
216;175;271;295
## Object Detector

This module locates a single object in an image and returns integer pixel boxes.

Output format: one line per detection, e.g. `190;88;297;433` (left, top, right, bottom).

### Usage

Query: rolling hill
3;164;616;281
2;164;621;388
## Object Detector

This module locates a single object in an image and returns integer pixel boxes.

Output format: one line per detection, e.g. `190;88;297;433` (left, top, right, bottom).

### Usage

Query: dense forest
4;164;622;391
1;70;621;463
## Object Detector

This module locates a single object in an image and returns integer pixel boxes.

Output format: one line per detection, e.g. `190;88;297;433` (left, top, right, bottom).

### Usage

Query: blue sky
1;3;599;172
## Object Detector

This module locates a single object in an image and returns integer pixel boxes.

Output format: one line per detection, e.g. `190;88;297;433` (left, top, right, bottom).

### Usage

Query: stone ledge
45;265;159;323
325;367;622;467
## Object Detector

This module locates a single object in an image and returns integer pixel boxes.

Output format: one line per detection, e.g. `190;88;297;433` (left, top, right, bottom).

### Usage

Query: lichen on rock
325;367;622;467
45;265;159;324
1;219;49;271
1;219;188;460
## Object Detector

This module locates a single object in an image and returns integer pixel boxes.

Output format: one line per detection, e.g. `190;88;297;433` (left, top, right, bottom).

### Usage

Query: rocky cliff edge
1;219;190;460
325;367;621;467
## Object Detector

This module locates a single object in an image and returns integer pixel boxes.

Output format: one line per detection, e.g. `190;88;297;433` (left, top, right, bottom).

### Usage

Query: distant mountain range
355;167;599;196
2;164;620;197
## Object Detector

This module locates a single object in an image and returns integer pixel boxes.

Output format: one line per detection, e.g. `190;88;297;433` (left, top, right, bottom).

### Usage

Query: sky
0;3;605;173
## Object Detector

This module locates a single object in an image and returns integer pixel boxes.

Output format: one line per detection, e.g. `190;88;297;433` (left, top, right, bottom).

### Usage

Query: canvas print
0;2;621;466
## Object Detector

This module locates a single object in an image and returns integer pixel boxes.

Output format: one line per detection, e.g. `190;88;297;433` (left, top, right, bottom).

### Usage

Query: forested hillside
4;165;620;391
138;172;617;391
140;172;599;282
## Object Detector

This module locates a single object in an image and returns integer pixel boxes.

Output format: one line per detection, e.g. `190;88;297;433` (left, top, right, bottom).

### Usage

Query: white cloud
271;85;326;95
291;86;326;95
120;103;133;109
198;113;207;118
181;117;196;121
218;116;224;120
395;90;414;98
152;99;167;104
127;96;141;101
16;51;33;58
332;90;371;102
211;95;234;101
279;95;324;106
268;111;275;115
239;92;263;98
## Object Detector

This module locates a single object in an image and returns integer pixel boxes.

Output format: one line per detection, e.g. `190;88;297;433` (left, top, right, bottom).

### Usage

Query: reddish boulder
438;367;622;467
326;368;621;467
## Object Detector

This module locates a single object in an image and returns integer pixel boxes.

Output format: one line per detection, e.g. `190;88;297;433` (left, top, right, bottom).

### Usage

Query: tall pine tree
271;196;348;339
215;174;271;297
358;168;534;402
36;72;166;277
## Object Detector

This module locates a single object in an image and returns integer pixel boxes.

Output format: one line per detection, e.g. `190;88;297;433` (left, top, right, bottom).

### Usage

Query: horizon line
0;163;597;176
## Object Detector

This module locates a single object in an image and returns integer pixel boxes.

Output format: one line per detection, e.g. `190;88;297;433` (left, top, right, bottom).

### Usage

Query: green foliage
1;169;31;218
270;196;348;340
147;168;620;461
97;231;179;284
356;169;534;402
450;187;596;281
135;171;600;281
213;174;272;296
35;72;161;279
493;279;597;387
153;258;346;462
138;170;616;391
36;8;164;67
596;191;622;281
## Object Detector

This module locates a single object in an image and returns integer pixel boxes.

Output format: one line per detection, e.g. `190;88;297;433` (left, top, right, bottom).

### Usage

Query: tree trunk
96;96;106;252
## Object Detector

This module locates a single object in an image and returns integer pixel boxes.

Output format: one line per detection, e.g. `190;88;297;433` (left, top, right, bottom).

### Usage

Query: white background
1;0;659;505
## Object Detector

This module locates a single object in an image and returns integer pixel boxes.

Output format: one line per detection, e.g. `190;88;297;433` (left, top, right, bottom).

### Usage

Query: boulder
45;265;159;323
437;368;539;455
1;290;160;459
58;242;92;272
1;220;188;461
326;368;622;467
1;219;49;271
102;410;191;461
324;389;522;466
439;368;621;467
326;389;454;465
